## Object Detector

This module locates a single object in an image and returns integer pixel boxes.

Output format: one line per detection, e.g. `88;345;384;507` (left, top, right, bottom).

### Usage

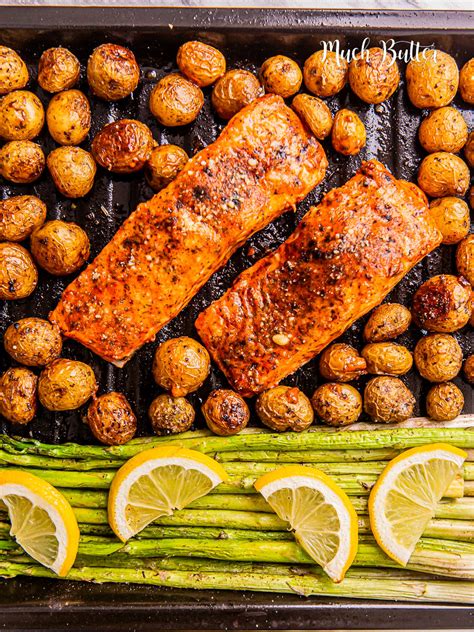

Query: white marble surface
0;0;473;7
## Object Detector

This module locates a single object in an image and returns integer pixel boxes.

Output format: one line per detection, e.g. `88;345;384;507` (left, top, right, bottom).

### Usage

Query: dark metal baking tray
0;7;473;630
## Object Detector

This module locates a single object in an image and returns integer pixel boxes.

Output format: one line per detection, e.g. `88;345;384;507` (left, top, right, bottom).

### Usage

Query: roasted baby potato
0;46;28;95
150;73;204;127
418;107;468;154
0;140;45;183
202;389;250;436
292;93;333;140
0;195;46;242
361;342;413;376
363;376;415;423
319;343;367;382
412;274;472;333
364;303;412;342
406;49;459;109
47;146;96;198
145;144;189;191
426;382;464;422
148;393;195;436
417;152;469;198
87;392;137;446
30;219;90;276
331;109;366;156
429;197;470;245
0;90;44;141
260;55;302;98
152;336;210;397
177;41;226;87
303;50;348;98
38;47;80;93
348;47;400;104
414;334;463;382
459;58;474;104
0;367;37;424
456;234;474;286
87;43;139;101
4;317;62;367
212;69;263;120
465;131;474;168
46;89;91;145
311;382;362;427
256;385;314;432
92;119;154;173
0;242;37;300
38;358;97;411
464;355;474;384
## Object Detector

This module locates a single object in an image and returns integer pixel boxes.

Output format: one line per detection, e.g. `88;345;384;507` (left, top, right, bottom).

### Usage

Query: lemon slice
108;445;228;542
254;465;358;582
0;470;79;576
369;443;466;566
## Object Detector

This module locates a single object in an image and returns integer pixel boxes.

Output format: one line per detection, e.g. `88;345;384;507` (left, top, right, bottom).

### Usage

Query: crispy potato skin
303;50;348;98
31;219;90;276
363;376;415;423
87;392;137;445
406;49;459;109
319;343;367;382
47;146;96;198
0;195;46;242
348;47;400;104
459;58;474;104
412;274;472;333
429;197;470;245
92;119;154;173
148;393;195;436
0;90;44;141
417;152;469;198
331;109;366;155
152;336;210;397
426;382;464;421
465;131;474;168
4;317;62;367
38;358;97;411
311;382;362;426
145;144;189;191
46;90;91;146
87;43;139;101
0;367;37;424
177;41;226;87
256;386;313;432
38;47;80;93
260;55;302;98
202;389;249;436
414;334;462;382
456;234;474;286
418;107;468;154
363;303;412;342
361;342;413;376
0;46;29;95
464;355;474;384
150;73;204;126
0;242;37;300
0;140;45;183
212;70;263;120
292;93;333;140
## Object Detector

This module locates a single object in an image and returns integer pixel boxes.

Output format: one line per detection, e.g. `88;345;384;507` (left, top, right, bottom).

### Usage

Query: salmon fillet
50;95;327;365
195;160;442;396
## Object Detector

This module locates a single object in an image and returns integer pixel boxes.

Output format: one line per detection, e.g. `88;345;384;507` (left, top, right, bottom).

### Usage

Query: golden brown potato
0;195;46;242
152;336;210;397
303;50;348;98
30;219;90;276
0;367;37;424
148;393;195;436
150;73;204;127
331;109;366;156
38;358;97;411
91;119;154;173
459;58;474;104
0;140;45;184
348;47;400;104
177;41;226;87
87;392;137;446
363;303;412;342
202;389;250;436
291;93;333;140
363;376;415;423
311;382;362;427
256;385;314;432
4;317;62;367
412;274;472;333
38;47;80;93
260;55;302;98
0;90;44;141
464;355;474;384
361;342;413;376
429;198;470;245
406;49;459;109
212;69;263;120
87;43;139;101
414;334;463;382
417;152;469;198
0;242;37;300
456;234;474;286
47;146;96;198
426;382;464;421
145;144;189;191
465;131;474;168
418;107;468;154
46;89;91;145
319;343;367;382
0;46;29;95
